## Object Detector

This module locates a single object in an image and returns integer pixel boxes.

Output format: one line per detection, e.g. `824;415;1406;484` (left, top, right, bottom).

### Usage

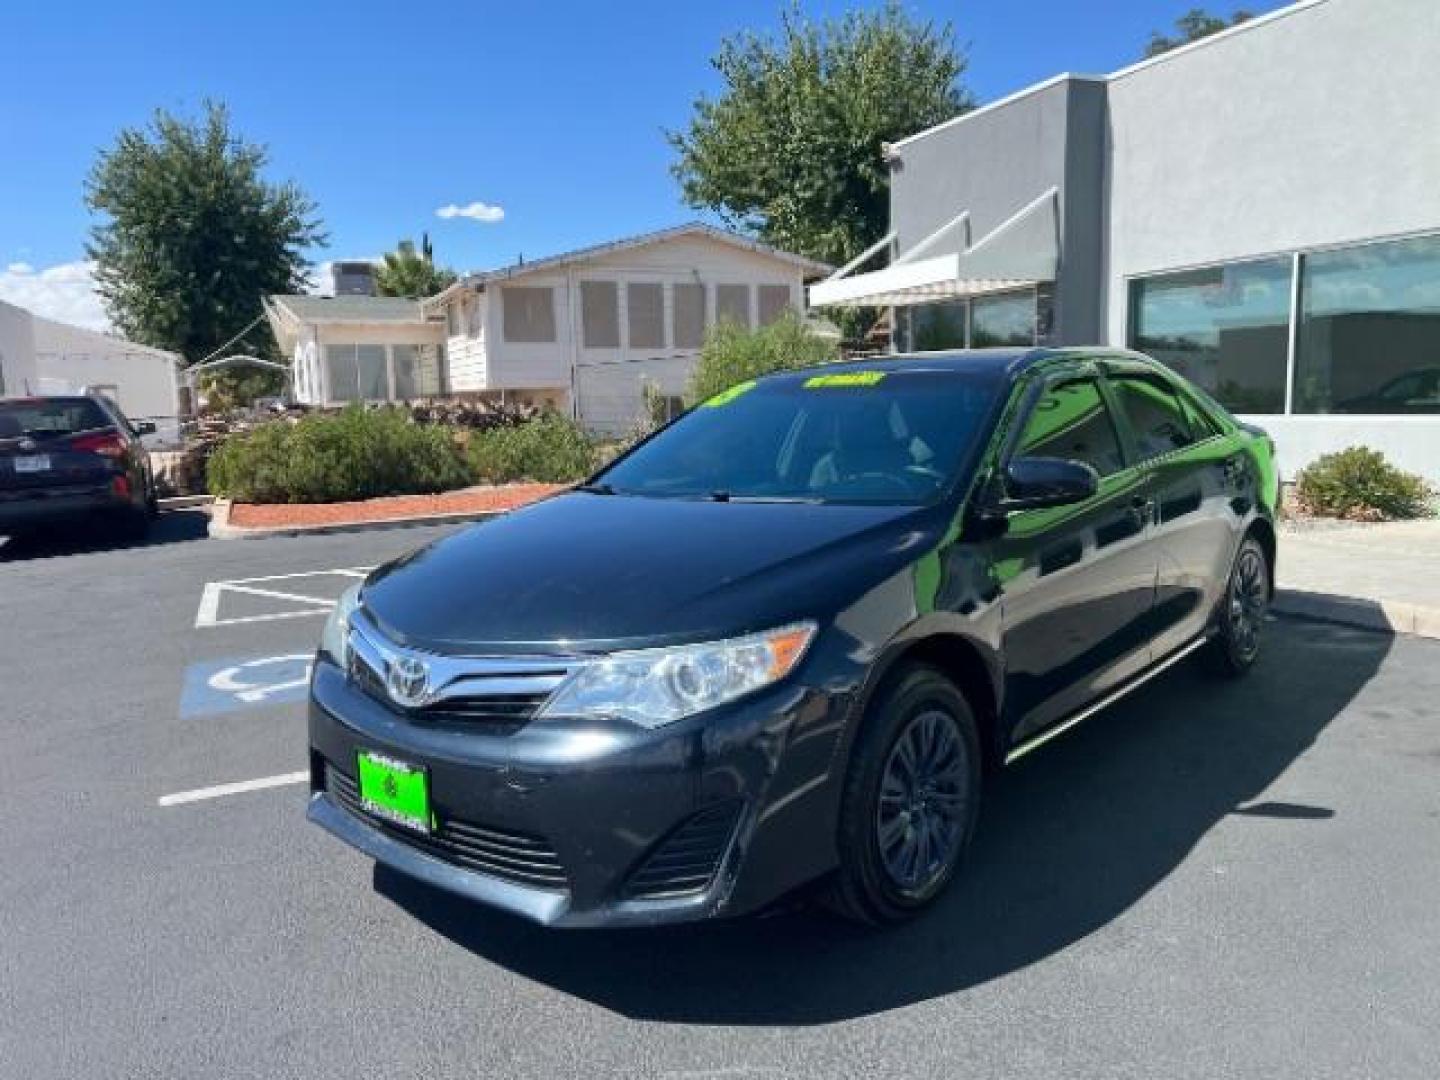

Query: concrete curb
158;494;214;511
1272;588;1440;641
207;498;502;539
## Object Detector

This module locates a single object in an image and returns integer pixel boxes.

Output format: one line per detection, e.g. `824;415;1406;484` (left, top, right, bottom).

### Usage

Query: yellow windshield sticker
803;371;887;389
700;380;757;408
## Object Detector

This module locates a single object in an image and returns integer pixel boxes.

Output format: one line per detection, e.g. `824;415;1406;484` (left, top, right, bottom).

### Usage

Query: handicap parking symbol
180;654;314;717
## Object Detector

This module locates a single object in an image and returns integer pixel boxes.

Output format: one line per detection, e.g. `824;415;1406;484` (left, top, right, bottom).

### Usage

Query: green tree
85;102;324;368
1145;8;1254;57
670;2;970;272
375;234;458;298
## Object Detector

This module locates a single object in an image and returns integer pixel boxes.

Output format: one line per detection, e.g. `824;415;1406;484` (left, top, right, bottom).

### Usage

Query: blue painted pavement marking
180;654;314;717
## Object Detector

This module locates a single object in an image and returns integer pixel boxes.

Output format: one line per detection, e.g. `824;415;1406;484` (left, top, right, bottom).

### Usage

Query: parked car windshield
0;398;112;440
595;368;1002;505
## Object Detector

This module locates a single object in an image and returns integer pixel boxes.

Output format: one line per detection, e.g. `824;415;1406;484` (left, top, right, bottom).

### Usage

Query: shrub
687;311;838;406
1294;445;1434;521
207;406;471;503
466;413;597;484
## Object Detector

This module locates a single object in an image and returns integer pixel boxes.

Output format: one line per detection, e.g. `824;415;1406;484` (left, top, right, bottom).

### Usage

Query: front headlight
536;622;816;729
320;584;362;667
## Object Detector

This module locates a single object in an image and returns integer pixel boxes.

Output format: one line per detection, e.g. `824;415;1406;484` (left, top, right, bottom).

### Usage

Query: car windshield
595;367;1002;505
0;398;111;440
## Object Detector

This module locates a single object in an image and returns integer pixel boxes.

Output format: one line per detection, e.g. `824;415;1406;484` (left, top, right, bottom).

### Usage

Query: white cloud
0;260;110;331
435;201;505;224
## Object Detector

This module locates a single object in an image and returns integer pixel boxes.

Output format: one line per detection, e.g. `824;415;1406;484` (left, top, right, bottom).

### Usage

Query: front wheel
1204;534;1269;677
826;665;981;924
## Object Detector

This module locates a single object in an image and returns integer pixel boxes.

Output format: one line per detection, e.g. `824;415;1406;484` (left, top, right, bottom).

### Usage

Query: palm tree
374;234;458;298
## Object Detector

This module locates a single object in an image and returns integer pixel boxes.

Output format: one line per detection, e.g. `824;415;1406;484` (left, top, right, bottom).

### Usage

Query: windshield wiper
707;491;823;504
575;482;617;495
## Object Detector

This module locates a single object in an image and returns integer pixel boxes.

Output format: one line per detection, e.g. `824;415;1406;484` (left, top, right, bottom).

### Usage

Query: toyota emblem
386;655;431;708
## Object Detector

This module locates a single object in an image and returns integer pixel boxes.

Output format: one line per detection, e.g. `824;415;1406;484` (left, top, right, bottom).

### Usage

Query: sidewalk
1276;519;1440;640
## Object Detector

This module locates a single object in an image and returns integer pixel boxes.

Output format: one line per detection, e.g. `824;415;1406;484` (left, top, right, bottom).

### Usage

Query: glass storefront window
902;290;1037;351
1296;234;1440;414
909;301;967;351
971;291;1036;347
1130;257;1292;414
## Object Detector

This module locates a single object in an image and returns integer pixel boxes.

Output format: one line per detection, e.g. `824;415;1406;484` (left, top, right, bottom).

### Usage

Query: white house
264;294;449;407
0;298;180;422
422;224;831;433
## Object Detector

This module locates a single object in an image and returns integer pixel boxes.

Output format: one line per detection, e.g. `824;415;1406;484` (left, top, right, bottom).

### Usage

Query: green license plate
356;751;431;834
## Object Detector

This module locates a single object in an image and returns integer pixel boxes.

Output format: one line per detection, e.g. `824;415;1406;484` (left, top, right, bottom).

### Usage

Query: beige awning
809;188;1059;309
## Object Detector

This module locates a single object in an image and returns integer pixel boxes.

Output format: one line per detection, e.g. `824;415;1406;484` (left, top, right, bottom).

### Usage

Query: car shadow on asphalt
0;509;209;562
376;617;1391;1025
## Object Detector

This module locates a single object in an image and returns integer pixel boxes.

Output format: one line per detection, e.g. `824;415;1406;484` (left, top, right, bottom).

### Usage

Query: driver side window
1014;379;1125;478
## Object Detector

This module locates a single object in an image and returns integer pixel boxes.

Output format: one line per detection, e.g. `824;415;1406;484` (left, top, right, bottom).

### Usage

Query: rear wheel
1204;535;1269;677
826;665;981;924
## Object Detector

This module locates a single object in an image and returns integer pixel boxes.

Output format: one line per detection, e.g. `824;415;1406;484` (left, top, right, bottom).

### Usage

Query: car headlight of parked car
320;584;362;668
537;621;817;729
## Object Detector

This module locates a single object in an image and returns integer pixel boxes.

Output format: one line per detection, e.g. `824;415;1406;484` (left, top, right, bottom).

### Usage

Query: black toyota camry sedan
307;347;1278;927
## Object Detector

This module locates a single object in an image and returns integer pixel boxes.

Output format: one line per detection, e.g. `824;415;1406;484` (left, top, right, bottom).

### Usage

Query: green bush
207;406;471;503
466;413;597;484
687;311;838;406
1294;445;1434;521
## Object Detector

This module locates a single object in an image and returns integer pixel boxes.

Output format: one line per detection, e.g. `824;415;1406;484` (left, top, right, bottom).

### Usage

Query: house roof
31;315;181;362
265;294;436;325
421;223;834;311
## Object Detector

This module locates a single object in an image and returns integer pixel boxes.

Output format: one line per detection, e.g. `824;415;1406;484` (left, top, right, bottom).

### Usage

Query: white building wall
1104;0;1440;477
444;291;489;392
488;273;575;391
0;299;38;396
31;316;179;418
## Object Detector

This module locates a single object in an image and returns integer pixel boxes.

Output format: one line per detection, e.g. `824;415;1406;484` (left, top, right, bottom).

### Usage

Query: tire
826;664;982;925
112;506;152;542
1203;534;1269;678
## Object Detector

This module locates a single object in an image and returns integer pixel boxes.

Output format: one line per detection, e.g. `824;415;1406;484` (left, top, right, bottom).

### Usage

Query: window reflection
1297;235;1440;414
971;291;1036;347
1130;257;1291;414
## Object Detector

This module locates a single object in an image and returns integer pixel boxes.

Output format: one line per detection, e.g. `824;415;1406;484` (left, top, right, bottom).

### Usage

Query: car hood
360;491;943;652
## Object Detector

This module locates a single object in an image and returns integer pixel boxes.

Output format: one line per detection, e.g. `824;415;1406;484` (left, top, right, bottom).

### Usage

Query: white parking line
157;771;309;807
195;567;374;628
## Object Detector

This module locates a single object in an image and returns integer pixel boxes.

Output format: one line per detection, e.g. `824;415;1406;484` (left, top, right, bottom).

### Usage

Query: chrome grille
325;763;568;891
346;612;576;732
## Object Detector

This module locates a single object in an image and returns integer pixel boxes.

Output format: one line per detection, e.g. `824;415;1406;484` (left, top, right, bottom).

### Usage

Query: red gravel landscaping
226;483;563;529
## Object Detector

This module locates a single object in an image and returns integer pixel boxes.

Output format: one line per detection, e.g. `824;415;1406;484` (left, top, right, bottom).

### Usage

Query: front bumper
307;650;855;927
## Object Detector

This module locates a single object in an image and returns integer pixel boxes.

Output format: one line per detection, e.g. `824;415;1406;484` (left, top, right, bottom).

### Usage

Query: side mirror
1000;456;1098;511
132;420;157;436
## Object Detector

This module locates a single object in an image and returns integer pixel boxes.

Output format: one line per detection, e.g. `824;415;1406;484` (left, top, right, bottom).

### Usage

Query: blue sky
0;0;1283;328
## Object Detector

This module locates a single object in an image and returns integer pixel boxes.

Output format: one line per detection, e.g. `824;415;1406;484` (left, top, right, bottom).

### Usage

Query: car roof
767;347;1157;385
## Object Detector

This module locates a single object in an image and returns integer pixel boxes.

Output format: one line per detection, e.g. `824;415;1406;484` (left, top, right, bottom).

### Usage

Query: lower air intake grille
325;763;568;892
625;802;742;900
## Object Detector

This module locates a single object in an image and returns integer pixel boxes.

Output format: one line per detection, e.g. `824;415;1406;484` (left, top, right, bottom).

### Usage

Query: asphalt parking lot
2;513;1438;1079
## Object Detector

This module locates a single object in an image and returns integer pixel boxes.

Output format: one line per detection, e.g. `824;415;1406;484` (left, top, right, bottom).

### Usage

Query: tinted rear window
0;399;111;440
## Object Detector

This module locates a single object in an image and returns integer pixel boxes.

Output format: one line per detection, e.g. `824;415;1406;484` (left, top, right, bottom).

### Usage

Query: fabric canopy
810;188;1059;309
